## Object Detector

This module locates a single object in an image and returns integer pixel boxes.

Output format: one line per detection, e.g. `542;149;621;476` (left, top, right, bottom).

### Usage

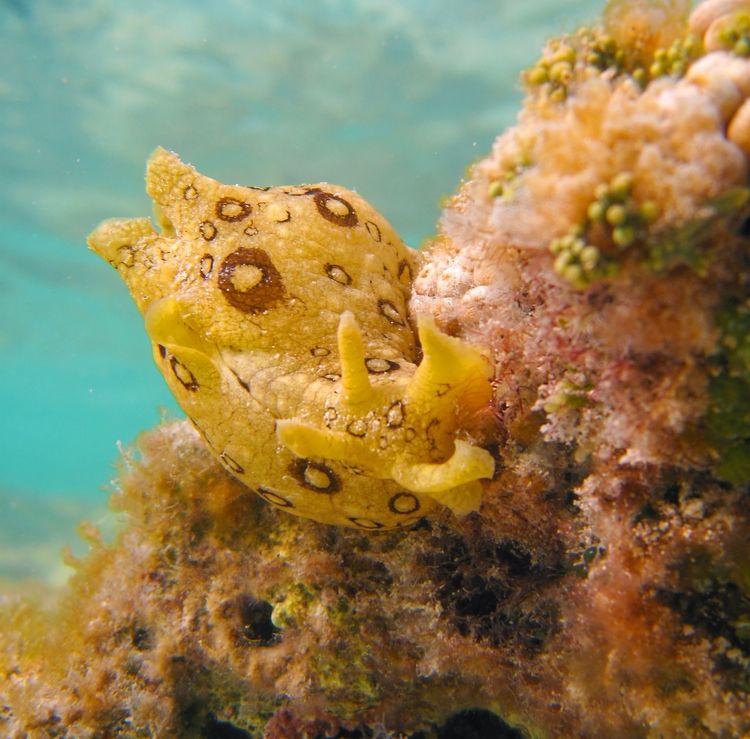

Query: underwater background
0;0;601;584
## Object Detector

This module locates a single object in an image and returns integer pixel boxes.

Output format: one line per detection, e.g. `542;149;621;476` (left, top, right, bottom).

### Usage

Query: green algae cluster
524;4;699;103
549;172;660;290
714;10;750;57
646;188;750;275
487;153;533;201
551;185;749;291
648;34;701;78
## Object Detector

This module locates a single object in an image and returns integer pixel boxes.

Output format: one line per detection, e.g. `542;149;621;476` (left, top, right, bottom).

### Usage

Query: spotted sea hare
1;1;749;736
87;147;495;530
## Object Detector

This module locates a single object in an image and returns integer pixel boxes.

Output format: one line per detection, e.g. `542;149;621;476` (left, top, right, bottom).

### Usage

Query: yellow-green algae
524;0;697;102
0;424;537;737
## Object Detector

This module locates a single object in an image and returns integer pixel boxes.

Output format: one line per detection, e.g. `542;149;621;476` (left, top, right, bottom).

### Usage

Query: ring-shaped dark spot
257;487;294;508
289;458;341;494
276;209;291;223
388;492;421;515
365;221;382;242
377;298;404;326
311;346;330;357
322;373;341;382
323;407;338;427
314;191;358;227
365;357;400;374
346;419;367;438
183;184;199;201
116;244;135;268
170;356;199;391
325;263;352;286
216;196;253;222
426;418;440;439
386;400;405;427
199;254;214;279
348;517;384;530
199;221;217;241
220;451;245;475
243;224;259;238
218;247;285;314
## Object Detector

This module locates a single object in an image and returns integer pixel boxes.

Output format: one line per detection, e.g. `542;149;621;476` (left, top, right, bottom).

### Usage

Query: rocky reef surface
2;1;750;736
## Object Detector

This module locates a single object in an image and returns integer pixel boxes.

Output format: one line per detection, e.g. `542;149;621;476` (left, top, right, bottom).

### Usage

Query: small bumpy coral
2;1;750;737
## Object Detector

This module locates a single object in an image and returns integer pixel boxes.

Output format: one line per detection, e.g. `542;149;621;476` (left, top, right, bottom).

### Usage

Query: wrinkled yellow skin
88;149;494;529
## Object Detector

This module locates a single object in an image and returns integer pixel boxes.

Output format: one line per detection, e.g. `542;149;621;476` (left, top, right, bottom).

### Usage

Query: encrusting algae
2;1;750;736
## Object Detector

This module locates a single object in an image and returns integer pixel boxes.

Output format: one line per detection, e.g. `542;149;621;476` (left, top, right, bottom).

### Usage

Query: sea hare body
88;149;494;529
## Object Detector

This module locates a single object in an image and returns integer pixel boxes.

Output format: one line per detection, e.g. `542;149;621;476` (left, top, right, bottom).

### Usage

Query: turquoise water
0;0;601;582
